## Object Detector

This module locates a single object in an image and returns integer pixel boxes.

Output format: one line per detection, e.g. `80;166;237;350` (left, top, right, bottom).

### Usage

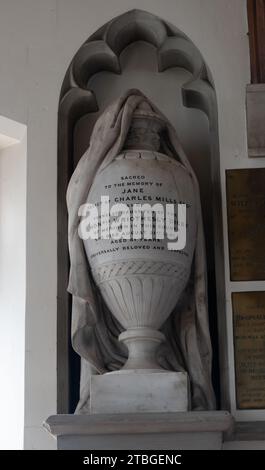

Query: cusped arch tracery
59;9;216;121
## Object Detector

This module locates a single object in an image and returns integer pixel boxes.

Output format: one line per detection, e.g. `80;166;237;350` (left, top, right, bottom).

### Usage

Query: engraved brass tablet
233;291;265;409
226;169;265;281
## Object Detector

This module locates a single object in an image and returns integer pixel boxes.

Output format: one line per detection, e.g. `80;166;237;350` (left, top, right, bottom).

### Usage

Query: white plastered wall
0;117;27;449
0;0;260;449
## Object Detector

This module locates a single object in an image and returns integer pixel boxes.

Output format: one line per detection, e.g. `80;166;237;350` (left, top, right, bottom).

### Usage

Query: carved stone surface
44;411;234;450
85;149;196;372
58;9;225;415
67;90;216;413
90;372;188;414
60;10;216;118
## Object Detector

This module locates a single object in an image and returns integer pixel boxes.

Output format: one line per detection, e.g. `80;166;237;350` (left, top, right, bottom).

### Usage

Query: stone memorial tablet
233;291;265;409
226;169;265;281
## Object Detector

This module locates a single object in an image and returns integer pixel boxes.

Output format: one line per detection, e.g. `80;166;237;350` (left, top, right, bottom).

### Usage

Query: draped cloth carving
67;89;216;413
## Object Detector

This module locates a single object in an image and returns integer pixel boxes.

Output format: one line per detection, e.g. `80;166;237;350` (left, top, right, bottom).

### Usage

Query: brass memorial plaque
233;292;265;409
226;169;265;281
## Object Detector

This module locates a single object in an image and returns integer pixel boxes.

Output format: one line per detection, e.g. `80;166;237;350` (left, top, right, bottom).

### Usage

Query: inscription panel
233;292;265;410
226;169;265;281
85;151;196;268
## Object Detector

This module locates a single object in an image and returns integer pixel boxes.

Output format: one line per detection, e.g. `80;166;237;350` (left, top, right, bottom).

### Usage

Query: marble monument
66;89;216;414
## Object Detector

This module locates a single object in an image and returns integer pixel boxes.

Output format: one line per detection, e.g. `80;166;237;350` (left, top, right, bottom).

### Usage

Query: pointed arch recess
57;9;227;413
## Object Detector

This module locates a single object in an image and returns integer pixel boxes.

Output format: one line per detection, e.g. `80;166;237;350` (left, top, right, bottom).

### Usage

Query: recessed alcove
58;9;226;414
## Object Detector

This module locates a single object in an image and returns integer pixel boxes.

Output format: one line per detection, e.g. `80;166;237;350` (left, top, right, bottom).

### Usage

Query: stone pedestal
44;411;234;450
90;371;188;414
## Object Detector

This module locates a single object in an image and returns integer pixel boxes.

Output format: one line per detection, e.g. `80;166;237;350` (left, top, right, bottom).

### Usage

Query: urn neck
123;113;165;152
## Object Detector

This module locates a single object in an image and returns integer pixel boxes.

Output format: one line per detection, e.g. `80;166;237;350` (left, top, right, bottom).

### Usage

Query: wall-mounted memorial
232;291;265;410
45;10;233;450
226;168;265;281
66;89;216;414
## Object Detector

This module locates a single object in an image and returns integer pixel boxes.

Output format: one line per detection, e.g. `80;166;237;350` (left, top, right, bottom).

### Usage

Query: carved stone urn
84;106;197;375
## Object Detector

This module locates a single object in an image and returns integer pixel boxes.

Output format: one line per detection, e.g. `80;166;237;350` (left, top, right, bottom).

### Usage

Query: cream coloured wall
0;0;256;449
0;119;27;449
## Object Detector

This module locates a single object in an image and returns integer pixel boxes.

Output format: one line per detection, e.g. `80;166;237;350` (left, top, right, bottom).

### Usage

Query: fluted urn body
83;111;197;372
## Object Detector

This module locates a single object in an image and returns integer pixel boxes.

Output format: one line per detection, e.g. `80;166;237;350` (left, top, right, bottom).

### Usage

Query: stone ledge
227;421;265;442
44;411;233;436
44;411;233;450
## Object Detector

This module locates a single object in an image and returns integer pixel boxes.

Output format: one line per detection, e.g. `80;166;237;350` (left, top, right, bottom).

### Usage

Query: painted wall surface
1;0;263;449
0;127;27;449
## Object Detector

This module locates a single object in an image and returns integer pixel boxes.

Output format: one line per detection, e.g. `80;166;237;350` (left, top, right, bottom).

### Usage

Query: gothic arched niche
58;9;227;413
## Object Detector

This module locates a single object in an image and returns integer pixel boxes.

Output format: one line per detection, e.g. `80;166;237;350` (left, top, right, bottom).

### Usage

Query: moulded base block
90;371;188;414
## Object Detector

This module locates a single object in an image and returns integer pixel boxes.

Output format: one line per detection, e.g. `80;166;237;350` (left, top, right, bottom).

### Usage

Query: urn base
90;371;189;414
119;327;165;371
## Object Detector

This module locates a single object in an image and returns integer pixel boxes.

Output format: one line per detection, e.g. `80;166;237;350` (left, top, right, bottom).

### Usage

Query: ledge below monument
44;411;233;450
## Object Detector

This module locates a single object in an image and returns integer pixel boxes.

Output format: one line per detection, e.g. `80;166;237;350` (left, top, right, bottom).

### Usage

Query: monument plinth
90;371;189;414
